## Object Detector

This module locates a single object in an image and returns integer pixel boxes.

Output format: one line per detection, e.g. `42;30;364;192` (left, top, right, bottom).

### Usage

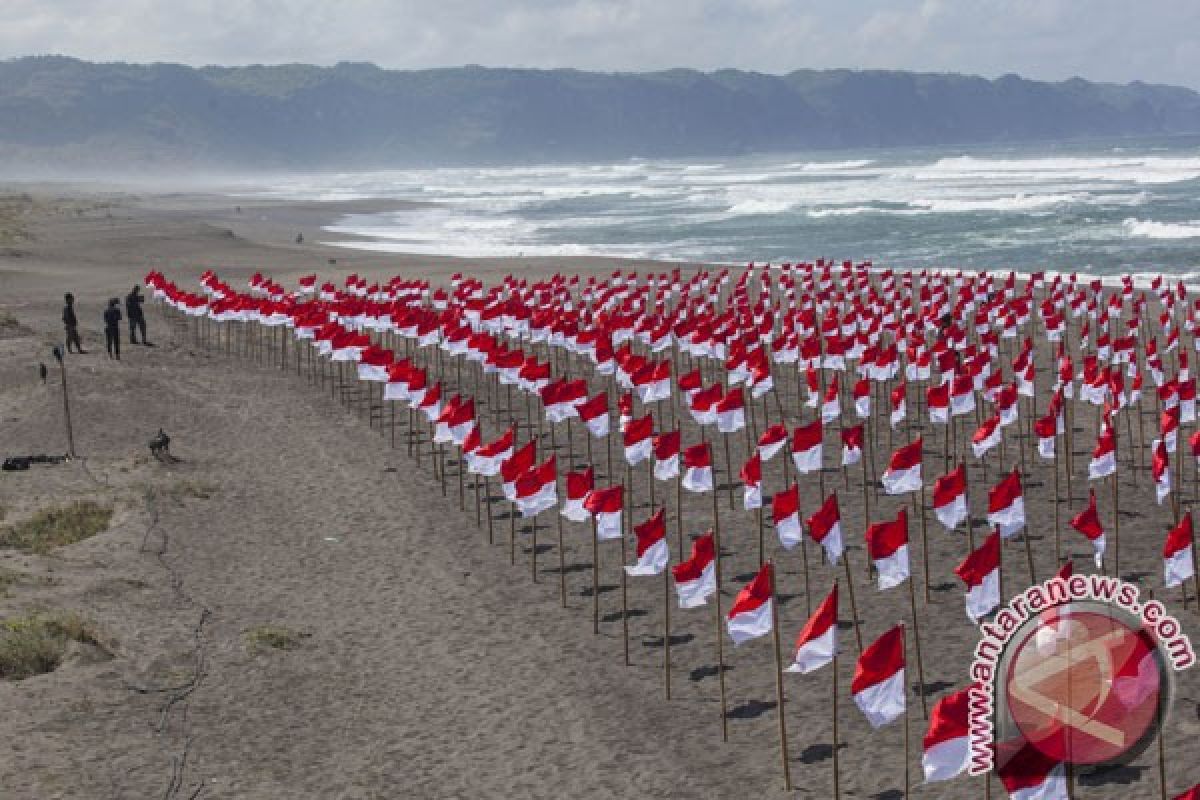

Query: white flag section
935;495;968;531
595;510;622;540
855;668;906;728
922;689;972;784
676;561;716;608
625;537;669;577
1164;515;1195;589
672;533;717;609
561;496;589;522
653;454;680;481
1165;546;1195;588
882;464;921;494
785;585;838;675
682;465;714;492
726;564;774;646
998;743;1069;800
852;625;906;729
876;544;910;590
626;511;669;577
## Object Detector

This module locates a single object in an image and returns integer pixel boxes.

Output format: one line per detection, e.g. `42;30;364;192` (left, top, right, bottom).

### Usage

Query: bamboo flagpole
831;648;841;800
768;561;793;791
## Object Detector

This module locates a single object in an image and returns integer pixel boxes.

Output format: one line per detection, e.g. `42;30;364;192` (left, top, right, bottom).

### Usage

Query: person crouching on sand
62;292;86;354
103;298;122;360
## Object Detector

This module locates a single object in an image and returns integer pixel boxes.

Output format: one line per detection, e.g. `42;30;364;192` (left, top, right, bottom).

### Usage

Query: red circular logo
1004;605;1165;766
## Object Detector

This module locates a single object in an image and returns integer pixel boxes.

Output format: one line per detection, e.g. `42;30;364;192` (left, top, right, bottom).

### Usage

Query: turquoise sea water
239;134;1200;275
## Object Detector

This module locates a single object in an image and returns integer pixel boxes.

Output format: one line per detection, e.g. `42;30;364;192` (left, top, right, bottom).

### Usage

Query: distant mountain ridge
3;56;1200;171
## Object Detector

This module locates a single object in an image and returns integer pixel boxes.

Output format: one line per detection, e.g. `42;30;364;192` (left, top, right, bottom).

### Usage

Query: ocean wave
790;159;876;171
1122;218;1200;239
921;154;1200;185
726;199;795;215
806;205;914;218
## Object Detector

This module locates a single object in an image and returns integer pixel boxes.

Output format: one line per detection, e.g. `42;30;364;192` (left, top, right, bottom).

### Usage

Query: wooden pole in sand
906;571;929;719
713;513;729;741
557;500;567;607
484;476;494;544
903;622;912;799
831;647;841;800
591;516;600;635
840;545;864;654
1054;435;1062;566
915;490;931;603
768;561;793;791
1111;471;1121;578
530;510;538;584
620;512;630;667
663;566;672;700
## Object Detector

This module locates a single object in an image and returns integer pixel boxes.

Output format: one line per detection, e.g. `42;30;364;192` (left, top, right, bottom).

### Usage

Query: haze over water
240;135;1200;275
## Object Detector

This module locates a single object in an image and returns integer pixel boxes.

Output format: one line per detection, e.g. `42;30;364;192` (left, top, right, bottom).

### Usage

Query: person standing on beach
103;298;122;360
125;285;149;345
62;292;85;354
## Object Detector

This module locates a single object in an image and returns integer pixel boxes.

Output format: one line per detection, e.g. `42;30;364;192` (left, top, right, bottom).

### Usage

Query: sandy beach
2;185;1199;800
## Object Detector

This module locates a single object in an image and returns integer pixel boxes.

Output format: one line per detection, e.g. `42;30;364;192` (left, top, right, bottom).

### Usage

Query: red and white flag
852;378;871;419
623;415;655;466
1088;425;1117;480
757;423;789;462
1153;437;1172;505
882;438;923;495
688;384;721;426
584;485;624;540
1163;407;1181;453
672;532;717;608
841;424;864;467
932;464;968;531
922;687;972;783
927;382;949;425
971;414;1002;459
514;456;558;517
626;509;670;576
576;392;611;438
715;388;747;433
1034;414;1058;460
434;396;475;445
653;430;681;481
890;383;907;429
1070;489;1107;568
1173;786;1200;800
805;492;844;564
561;466;594;522
500;440;537;501
955;531;1001;622
726;562;774;645
852;624;906;728
1164;513;1195;588
996;740;1067;800
791;419;823;474
772;484;803;550
987;468;1026;539
821;375;841;423
469;426;515;477
866;509;910;589
682;442;714;493
785;584;838;674
740;453;763;510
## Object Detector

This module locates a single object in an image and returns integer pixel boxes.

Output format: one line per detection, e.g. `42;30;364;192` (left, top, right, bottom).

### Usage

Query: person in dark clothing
103;298;122;360
62;293;85;353
125;285;149;345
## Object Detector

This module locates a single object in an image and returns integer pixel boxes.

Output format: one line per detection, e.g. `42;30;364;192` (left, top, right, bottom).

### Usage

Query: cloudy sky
4;0;1199;88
